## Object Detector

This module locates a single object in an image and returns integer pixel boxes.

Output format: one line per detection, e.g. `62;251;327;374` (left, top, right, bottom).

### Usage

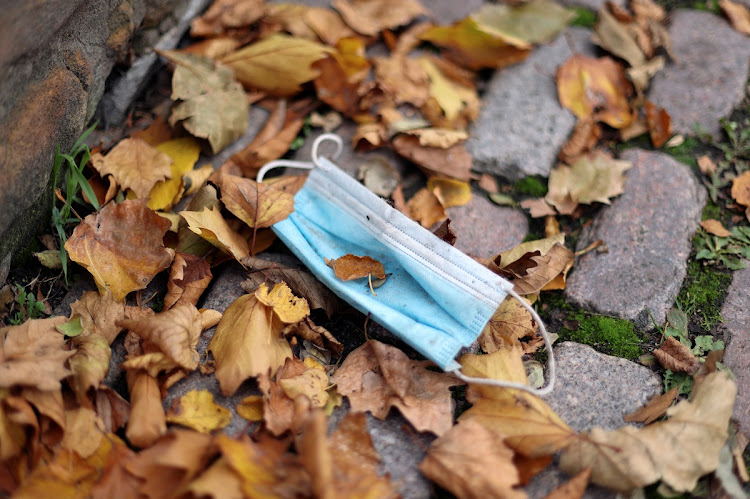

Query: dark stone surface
467;28;597;181
720;263;750;439
648;10;750;139
565;149;705;328
543;342;662;433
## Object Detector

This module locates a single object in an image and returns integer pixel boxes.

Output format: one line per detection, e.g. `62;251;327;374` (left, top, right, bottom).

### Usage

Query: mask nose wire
256;133;344;183
450;288;557;397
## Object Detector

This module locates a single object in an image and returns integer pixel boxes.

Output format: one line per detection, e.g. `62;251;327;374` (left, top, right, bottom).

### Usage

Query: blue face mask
258;135;555;395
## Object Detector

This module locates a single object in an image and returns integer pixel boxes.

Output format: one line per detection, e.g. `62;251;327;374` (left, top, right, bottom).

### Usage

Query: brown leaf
184;458;243;499
61;407;104;458
69;291;125;344
89;435;140;499
700;219;731;238
282;317;343;357
65;199;175;301
731;170;750;206
559;117;601;164
304;7;358;45
179;206;251;262
406;187;448;228
592;7;646;68
0;317;72;391
632;0;666;21
504;244;575;296
313;56;363;116
0;390;39;461
209;294;292;396
125;370;166;448
623;387;679;425
68;334;111;406
653;336;701;374
421;420;526;499
257;356;312;435
163;253;212;310
331;340;460;435
697;155;717;175
216;172;295;229
432;218;457;246
373;56;430;107
191;0;264;37
720;0;750;35
479;296;536;353
557;55;633;129
392;134;472;181
520;198;558;218
95;386;130;434
333;0;427;36
90;138;173;198
543;468;592;499
644;100;672;148
326;254;386;281
22;387;65;447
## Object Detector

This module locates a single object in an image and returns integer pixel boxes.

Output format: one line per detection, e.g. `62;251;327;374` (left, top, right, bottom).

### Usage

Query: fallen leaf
373;56;430;107
190;0;264;36
164;252;213;310
90;138;173;199
544;468;592;499
420;420;525;499
592;7;646;68
557;55;633;129
69;291;125;344
472;0;574;48
236;395;264;422
209;294;292;396
65;199;175;301
392;134;473;181
406;187;447;228
89;434;139;499
428;177;472;208
61;407;103;458
632;0;666;21
281;317;343;357
304;7;358;45
179;206;250;261
560;372;736;493
147;137;201;211
0;317;72;391
313;56;363;116
326;254;386;281
459;346;577;457
68;333;111;406
133;115;173;146
731;170;750;206
700;219;731;238
166;389;231;433
623;387;679;425
23;387;65;447
419;57;479;123
125;369;166;448
221;33;332;96
184;458;244;499
520;198;557;218
353;122;386;149
255;282;311;324
357;156;401;198
697;155;717;176
720;0;750;35
644;100;672;148
94;386;130;434
264;3;319;40
653;336;701;374
183;165;215;196
331;340;460;435
491;233;565;269
176;184;221;257
11;448;99;499
333;0;427;36
479;296;536;353
0;390;38;461
257;357;312;435
432;218;457;246
559;117;601;164
162;50;249;154
420;18;530;70
216;172;295;229
279;364;329;409
510;244;575;295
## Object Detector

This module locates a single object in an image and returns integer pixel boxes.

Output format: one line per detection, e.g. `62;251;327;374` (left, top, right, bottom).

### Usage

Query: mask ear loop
256;133;344;182
449;288;556;397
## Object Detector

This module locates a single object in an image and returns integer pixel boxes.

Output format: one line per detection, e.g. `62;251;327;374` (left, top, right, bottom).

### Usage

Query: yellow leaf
236;395;264;422
427;177;472;208
179;206;250;261
406;188;447;228
700;219;731;238
68;334;111;404
279;367;329;408
479;296;536;353
147;137;201;211
166;389;231;433
221;33;332;96
255;282;310;324
404;128;468;149
209;294;292;396
184;165;214;196
91;138;173;198
185;458;245;499
419;57;475;121
471;0;574;48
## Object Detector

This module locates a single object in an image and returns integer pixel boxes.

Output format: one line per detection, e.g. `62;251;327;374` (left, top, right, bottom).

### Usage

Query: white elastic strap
256;133;344;183
450;288;556;397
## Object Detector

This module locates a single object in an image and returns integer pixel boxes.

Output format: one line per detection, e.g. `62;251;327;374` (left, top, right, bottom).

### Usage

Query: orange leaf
644;100;673;148
90;138;173;198
325;254;386;281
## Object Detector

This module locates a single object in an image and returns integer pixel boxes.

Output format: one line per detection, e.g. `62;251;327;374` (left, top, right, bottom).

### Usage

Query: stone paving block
525;460;617;498
720;262;750;439
543;342;663;432
648;9;750;140
558;0;622;10
467;28;597;181
446;192;528;258
565;149;705;328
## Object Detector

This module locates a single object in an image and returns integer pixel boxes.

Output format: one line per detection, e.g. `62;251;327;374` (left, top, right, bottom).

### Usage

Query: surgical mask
258;134;555;395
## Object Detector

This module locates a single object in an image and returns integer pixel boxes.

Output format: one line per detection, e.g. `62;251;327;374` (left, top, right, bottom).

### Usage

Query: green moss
701;202;721;221
676;260;731;331
560;311;642;360
568;7;596;28
664;136;702;168
513;176;548;197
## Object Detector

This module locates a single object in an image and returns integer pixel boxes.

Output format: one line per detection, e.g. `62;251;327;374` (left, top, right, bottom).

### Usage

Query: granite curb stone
565;149;706;328
648;9;750;140
467;27;597;181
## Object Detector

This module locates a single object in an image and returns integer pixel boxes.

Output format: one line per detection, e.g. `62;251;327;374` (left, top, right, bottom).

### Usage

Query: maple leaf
163;252;212;310
326;254;386;281
60;406;104;458
215;172;295;229
509;244;575;296
209;294;292;396
392;134;473;181
420;420;526;499
471;0;574;48
257;356;311;435
459;347;577;457
331;340;460;435
11;447;104;498
560;372;736;493
179;205;250;261
147;137;201;211
255;282;311;324
406;187;447;228
166;389;231;433
221;33;332;96
161;50;249;154
190;0;265;37
0;317;72;391
557;55;633;129
90;138;173;199
332;0;427;36
420;18;531;70
65;199;175;301
299;410;399;498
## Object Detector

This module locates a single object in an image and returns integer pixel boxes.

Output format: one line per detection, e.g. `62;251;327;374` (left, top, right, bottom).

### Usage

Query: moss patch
560;311;643;360
514;176;548;197
676;260;732;331
701;202;721;221
568;7;596;28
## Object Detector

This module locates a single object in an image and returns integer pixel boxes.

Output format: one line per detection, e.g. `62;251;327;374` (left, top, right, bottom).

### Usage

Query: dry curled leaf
623;387;679;425
164;252;213;310
326;254;386;281
479;296;536;353
544;468;592;499
333;0;427;36
428;177;472;208
255;282;310;324
65;199;175;301
90;138;173;199
281;317;343;357
653;336;701;374
190;0;264;36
